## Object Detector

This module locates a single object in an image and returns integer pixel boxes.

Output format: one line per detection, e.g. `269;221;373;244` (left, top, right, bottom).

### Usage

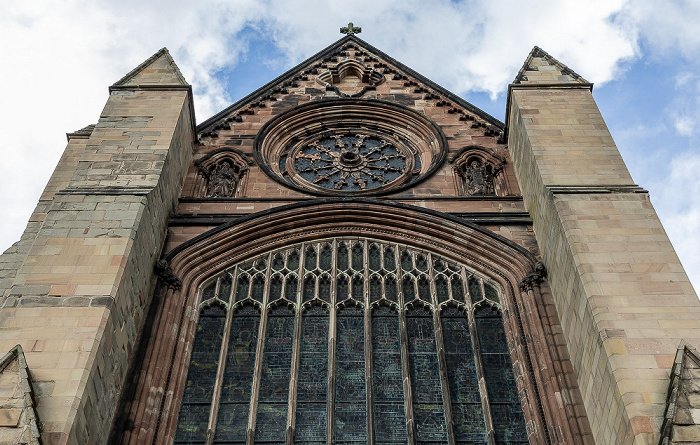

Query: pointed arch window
174;239;528;444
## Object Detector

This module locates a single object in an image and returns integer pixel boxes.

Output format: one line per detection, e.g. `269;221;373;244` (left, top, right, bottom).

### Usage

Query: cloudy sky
1;0;699;291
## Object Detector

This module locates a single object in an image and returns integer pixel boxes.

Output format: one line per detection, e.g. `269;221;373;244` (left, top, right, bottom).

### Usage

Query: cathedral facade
0;33;699;445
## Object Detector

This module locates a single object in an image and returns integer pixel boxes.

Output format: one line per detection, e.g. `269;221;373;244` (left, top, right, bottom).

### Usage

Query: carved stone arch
114;200;589;445
316;58;385;97
192;147;251;198
450;145;509;196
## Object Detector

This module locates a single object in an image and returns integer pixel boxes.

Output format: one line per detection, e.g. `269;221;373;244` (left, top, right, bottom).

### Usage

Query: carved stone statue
207;161;237;197
464;160;495;195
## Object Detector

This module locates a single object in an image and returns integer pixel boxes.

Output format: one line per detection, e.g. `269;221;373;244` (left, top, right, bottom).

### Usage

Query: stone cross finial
340;22;361;35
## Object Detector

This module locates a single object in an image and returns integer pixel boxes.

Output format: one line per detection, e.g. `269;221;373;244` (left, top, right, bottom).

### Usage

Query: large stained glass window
174;239;528;444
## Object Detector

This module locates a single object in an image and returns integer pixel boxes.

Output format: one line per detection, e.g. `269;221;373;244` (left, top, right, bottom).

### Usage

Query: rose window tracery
291;132;417;192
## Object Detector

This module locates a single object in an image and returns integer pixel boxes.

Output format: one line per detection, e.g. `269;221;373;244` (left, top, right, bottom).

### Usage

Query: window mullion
428;254;456;445
206;270;238;445
247;254;274;445
395;244;416;445
286;244;305;444
328;239;337;444
461;270;496;445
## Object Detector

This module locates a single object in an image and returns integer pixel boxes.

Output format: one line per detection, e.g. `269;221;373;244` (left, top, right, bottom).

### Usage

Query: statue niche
191;149;250;198
452;147;508;197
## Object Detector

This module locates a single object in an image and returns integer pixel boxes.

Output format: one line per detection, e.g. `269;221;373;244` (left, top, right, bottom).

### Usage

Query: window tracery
173;238;528;444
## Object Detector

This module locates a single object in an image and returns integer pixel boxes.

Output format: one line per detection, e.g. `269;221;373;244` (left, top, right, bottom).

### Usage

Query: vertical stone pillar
507;47;700;444
0;48;194;444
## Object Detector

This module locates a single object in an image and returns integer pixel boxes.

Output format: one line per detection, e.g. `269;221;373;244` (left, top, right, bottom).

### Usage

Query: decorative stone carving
191;149;250;198
154;259;181;290
451;147;508;197
207;161;237;197
519;262;546;292
464;160;495;196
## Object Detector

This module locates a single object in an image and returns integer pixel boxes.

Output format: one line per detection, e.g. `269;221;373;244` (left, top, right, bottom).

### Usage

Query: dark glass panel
440;308;487;442
255;307;295;442
352;243;364;270
251;274;265;303
220;275;232;303
384;246;396;271
255;258;267;272
476;312;527;443
369;275;382;302
484;282;500;303
305;246;317;271
296;308;329;440
213;403;249;443
319;244;332;271
417;276;431;302
272;253;285;271
385;276;397;302
352;275;364;300
337;274;350;301
433;259;446;273
369;244;381;271
236;274;250;302
415;254;428;272
402;276;415;302
451;276;464;303
468;276;483;304
202;281;216;301
303;275;316;303
174;305;226;443
336;306;367;443
337;242;349;270
407;308;447;443
400;251;413;272
284;275;298;302
372;306;406;442
319;275;331;302
269;274;283;302
435;275;449;304
287;250;300;271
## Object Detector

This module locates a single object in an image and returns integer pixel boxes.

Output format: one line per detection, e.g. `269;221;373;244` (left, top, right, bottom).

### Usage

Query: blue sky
1;0;699;292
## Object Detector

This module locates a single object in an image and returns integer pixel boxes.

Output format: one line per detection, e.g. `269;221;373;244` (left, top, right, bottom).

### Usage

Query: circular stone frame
254;99;448;196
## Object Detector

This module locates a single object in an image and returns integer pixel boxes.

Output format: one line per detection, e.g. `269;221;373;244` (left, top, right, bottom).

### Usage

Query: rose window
291;132;416;192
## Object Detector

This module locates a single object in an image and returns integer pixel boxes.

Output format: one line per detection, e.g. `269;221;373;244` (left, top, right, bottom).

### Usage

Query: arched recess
450;145;510;197
113;200;590;445
190;147;251;198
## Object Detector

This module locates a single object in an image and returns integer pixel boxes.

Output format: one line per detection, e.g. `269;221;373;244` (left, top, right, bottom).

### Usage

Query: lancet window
174;238;528;444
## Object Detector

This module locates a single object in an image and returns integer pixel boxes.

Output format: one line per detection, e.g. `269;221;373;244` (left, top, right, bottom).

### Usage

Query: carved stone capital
519;261;546;292
155;259;182;290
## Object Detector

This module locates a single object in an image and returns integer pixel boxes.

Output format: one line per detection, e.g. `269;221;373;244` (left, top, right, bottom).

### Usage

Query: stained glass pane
484;283;500;303
305;246;317;271
284;275;298;301
352;243;364;270
236;274;250;302
451;276;464;303
476;311;527;444
433;259;446;273
319;244;332;271
174;304;226;443
255;306;295;442
384;246;396;271
403;276;415;302
435;276;449;304
319;275;331;302
215;305;260;443
352;275;363;300
336;306;367;442
337;243;349;270
303;275;316;302
369;244;381;271
272;253;285;271
385;276;397;302
296;307;329;441
468;276;483;304
220;275;232;303
440;308;487;443
407;308;447;443
337;275;349;301
269;274;283;302
202;281;216;301
370;275;382;302
417;276;431;302
255;259;267;272
372;306;406;443
288;250;300;271
415;254;428;272
401;251;412;272
251;274;265;302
